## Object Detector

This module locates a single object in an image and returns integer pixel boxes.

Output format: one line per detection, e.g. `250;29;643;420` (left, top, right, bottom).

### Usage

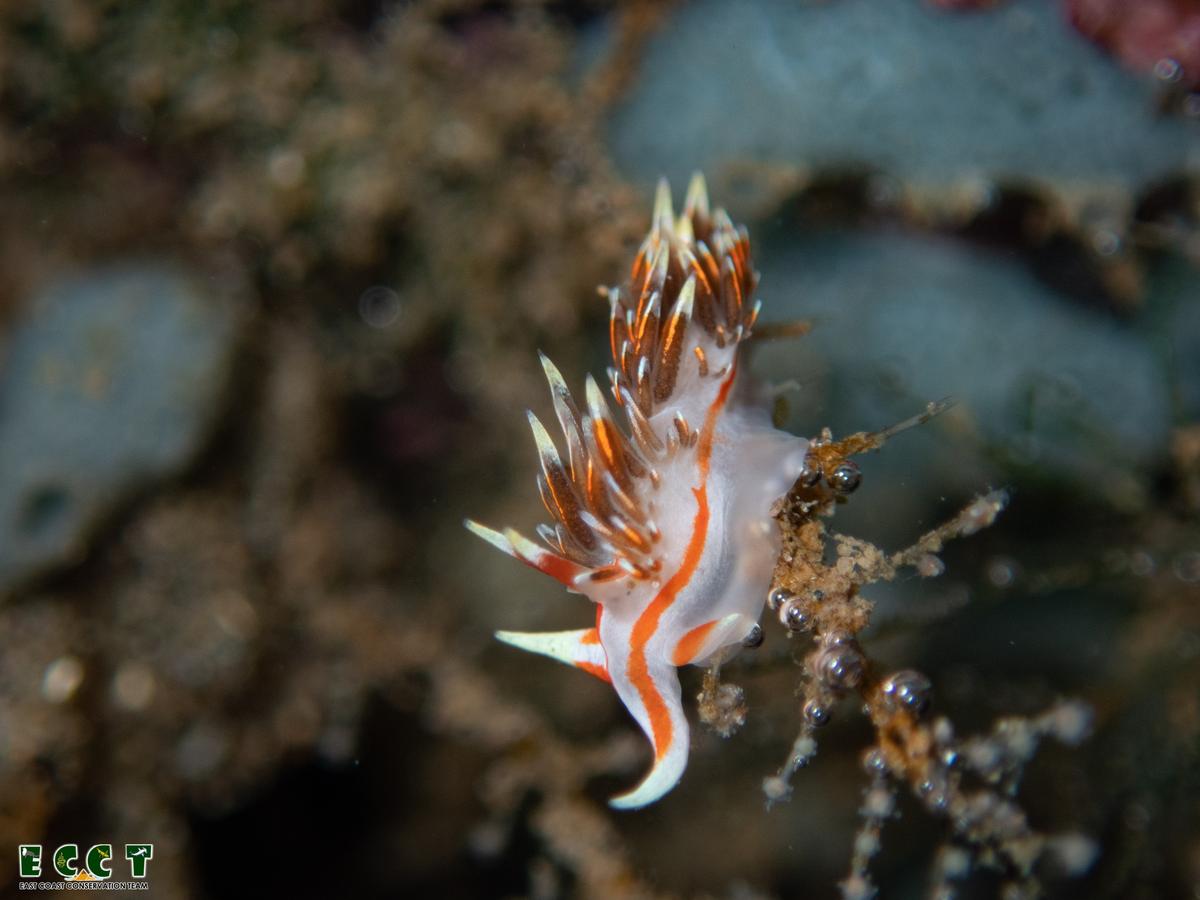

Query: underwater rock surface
609;0;1196;193
754;228;1174;514
0;263;240;595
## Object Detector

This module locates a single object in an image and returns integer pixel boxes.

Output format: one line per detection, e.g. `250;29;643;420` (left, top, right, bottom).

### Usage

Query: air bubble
986;557;1017;588
1091;228;1121;257
862;748;888;775
880;669;932;715
1130;550;1156;577
798;458;822;487
768;587;794;611
804;699;831;726
781;598;811;632
358;285;403;329
1172;551;1200;584
817;644;864;689
828;460;862;494
1153;57;1183;83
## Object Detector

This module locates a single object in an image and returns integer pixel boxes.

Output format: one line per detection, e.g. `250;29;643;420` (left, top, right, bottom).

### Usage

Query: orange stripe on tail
625;361;738;759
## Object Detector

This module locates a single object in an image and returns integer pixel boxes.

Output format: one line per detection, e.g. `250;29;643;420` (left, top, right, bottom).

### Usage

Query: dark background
0;1;1197;897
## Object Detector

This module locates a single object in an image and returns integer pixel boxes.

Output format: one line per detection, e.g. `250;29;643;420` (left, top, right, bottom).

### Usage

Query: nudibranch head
467;174;809;808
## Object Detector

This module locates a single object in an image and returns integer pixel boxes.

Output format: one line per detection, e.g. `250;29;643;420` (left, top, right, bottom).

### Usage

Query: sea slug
467;175;809;807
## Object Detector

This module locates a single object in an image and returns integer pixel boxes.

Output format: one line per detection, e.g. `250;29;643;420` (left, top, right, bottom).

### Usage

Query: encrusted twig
889;489;1010;574
762;410;1094;897
802;398;955;485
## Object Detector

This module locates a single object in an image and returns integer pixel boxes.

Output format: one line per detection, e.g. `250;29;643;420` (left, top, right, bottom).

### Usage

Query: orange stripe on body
626;361;738;759
671;619;718;666
580;607;610;681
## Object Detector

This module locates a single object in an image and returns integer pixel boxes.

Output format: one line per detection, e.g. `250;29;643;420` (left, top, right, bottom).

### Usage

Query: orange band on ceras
531;552;582;587
575;662;612;683
626;361;737;759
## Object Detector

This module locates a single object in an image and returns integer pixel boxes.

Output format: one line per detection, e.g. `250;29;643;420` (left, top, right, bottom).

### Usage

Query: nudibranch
466;174;809;808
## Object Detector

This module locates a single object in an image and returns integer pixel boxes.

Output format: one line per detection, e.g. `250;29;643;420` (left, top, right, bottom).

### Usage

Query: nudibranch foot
670;612;761;666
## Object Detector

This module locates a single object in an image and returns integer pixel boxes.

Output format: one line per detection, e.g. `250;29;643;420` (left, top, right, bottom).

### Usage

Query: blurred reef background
0;0;1198;897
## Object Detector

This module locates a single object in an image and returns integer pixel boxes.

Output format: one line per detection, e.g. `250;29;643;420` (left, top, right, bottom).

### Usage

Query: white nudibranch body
466;175;808;808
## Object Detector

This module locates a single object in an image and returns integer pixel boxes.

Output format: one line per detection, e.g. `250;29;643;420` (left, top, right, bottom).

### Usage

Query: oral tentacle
495;628;610;683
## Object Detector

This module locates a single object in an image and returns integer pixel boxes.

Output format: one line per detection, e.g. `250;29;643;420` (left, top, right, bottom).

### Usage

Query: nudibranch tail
606;653;689;809
468;173;809;808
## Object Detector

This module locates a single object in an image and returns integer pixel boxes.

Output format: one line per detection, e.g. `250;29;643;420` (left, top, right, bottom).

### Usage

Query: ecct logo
17;843;153;880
